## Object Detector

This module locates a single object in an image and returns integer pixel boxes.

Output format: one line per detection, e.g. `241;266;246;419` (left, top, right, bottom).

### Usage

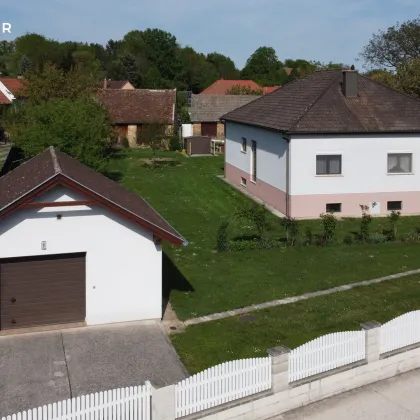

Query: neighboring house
97;89;177;147
191;94;259;139
222;69;420;219
0;146;186;331
200;79;279;95
103;79;135;90
0;77;25;104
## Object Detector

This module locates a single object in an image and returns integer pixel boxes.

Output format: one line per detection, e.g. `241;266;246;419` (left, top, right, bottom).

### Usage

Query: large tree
206;52;240;79
360;16;420;68
241;47;288;85
3;62;113;170
5;99;113;170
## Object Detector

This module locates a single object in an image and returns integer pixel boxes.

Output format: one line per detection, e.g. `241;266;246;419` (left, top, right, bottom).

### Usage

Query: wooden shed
184;136;212;156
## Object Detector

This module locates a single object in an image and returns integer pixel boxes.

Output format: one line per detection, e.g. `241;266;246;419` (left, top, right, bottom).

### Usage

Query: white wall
0;186;163;325
225;122;288;192
290;133;420;195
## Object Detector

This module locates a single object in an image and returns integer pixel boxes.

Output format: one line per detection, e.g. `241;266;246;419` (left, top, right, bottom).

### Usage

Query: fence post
151;384;176;420
361;320;382;363
268;345;291;393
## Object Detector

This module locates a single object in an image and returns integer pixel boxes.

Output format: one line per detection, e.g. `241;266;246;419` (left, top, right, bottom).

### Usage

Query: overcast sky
0;0;419;69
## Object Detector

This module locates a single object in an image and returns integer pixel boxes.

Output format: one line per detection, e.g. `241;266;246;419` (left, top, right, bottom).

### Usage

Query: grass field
106;149;420;320
171;274;420;374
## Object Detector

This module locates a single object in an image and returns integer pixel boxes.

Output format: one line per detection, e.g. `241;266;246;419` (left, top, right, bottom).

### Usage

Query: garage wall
0;186;163;325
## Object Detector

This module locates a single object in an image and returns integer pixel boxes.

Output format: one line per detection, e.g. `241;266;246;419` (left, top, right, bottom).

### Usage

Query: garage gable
0;147;187;246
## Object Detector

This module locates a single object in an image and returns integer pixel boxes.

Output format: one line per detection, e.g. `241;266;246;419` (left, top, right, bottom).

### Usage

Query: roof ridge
49;146;62;173
289;71;343;131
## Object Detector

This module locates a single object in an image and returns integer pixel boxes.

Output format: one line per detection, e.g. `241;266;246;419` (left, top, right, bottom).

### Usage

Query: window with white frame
387;153;412;173
241;137;247;152
316;155;342;175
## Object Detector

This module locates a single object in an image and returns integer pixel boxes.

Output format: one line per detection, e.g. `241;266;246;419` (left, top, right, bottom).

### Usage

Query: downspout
284;135;291;217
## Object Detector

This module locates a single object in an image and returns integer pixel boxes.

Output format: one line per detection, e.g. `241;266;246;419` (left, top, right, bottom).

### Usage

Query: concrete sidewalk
280;369;420;420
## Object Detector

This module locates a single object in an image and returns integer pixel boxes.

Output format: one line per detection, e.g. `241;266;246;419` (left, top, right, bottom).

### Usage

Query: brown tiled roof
0;147;186;245
106;80;131;89
97;89;176;124
191;94;260;122
200;79;261;95
222;69;420;133
0;78;25;96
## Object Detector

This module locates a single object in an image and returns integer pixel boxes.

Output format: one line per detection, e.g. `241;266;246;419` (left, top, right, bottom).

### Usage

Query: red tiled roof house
0;147;186;330
97;89;177;147
222;69;420;218
0;77;25;104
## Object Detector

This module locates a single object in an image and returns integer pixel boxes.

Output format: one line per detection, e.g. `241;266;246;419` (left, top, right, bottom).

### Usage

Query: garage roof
0;147;187;246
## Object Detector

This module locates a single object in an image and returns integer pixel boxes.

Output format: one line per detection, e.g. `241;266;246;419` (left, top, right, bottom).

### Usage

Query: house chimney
103;78;108;89
342;69;358;98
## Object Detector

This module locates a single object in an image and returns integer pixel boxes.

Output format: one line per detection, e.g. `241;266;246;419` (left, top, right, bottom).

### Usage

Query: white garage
0;146;187;331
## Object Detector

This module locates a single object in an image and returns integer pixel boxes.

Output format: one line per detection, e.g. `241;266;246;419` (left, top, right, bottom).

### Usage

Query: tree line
0;29;345;93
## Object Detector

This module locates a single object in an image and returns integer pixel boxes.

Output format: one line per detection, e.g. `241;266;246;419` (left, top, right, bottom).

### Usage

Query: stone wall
193;123;201;136
127;125;137;147
217;123;225;139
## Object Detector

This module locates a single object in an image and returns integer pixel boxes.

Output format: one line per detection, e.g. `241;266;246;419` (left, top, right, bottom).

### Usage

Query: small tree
360;205;373;242
225;84;263;95
235;203;270;239
387;210;401;241
280;217;300;246
136;122;167;169
320;212;337;242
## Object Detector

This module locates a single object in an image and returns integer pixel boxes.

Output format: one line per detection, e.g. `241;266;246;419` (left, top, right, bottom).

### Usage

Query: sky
0;0;419;69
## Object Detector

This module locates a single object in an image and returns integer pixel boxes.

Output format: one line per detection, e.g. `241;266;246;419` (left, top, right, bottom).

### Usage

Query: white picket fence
1;383;152;420
175;357;271;418
380;310;420;354
289;331;366;382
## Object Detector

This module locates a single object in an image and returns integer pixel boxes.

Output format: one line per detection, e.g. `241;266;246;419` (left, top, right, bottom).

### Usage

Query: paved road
0;322;188;416
280;369;420;420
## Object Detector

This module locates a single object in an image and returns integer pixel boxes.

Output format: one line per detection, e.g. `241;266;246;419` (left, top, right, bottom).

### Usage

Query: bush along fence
5;310;420;420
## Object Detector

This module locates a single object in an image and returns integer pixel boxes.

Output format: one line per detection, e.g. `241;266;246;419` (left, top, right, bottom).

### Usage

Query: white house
0;147;187;331
221;69;420;219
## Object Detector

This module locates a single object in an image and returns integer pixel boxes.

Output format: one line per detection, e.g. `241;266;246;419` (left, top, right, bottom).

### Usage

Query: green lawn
171;274;420;374
106;149;420;320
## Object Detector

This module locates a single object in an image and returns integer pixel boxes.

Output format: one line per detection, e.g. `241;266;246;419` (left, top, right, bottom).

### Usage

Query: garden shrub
304;226;313;245
235;203;270;239
280;217;300;246
169;135;182;151
387;210;401;241
320;212;337;242
121;137;129;148
216;220;230;252
368;233;388;243
359;205;372;242
402;228;420;243
343;234;354;245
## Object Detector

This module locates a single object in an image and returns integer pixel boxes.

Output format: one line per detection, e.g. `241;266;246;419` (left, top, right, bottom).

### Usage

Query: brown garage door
0;253;86;330
201;122;217;138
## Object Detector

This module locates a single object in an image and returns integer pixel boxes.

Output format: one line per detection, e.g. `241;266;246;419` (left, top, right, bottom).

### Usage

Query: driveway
0;322;188;416
280;369;420;420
